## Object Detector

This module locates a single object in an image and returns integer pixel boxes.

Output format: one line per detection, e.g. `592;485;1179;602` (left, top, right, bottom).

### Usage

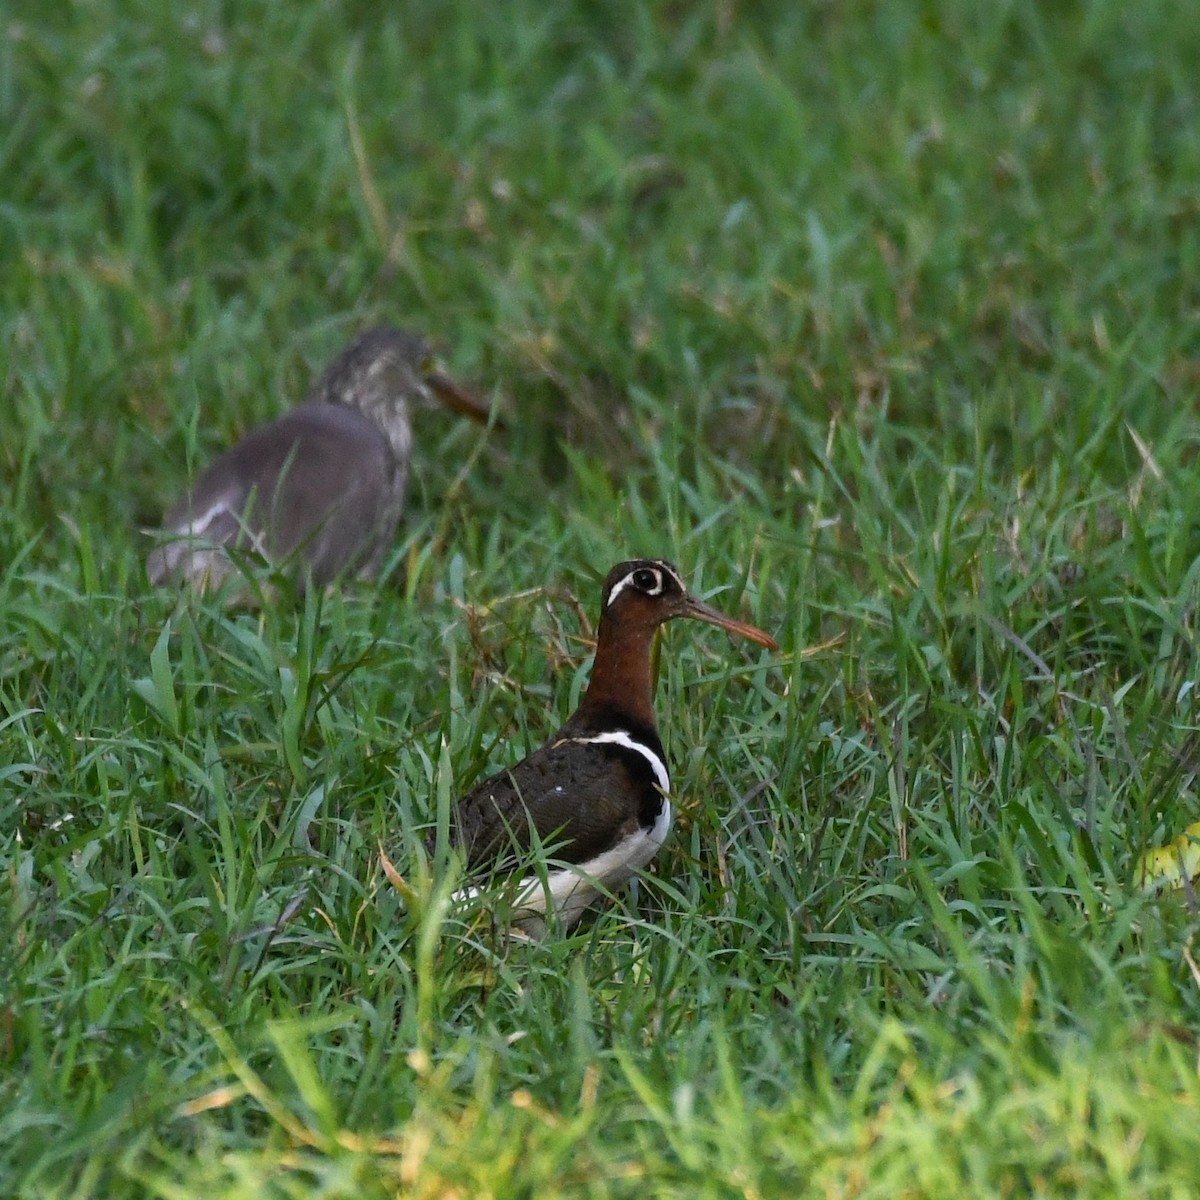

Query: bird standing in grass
147;327;488;595
441;558;777;931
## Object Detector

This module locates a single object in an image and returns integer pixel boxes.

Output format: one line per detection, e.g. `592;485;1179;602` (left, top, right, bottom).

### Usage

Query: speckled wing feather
446;733;667;873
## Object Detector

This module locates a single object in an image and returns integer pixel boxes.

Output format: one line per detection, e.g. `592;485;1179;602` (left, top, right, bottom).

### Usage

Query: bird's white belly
453;729;673;934
513;793;673;929
450;794;673;934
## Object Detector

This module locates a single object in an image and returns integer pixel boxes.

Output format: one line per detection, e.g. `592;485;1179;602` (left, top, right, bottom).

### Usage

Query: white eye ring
606;566;663;608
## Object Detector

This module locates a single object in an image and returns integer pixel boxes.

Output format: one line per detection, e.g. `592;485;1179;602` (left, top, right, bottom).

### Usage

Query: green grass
3;0;1200;1195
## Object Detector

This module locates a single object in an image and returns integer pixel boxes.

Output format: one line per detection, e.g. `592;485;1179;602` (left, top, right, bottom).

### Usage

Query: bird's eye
633;568;662;593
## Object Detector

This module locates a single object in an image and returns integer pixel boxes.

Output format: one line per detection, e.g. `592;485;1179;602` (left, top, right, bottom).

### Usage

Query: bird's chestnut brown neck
571;612;661;735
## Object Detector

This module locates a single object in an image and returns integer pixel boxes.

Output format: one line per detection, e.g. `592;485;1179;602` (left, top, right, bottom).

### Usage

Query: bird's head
315;327;491;449
599;559;777;650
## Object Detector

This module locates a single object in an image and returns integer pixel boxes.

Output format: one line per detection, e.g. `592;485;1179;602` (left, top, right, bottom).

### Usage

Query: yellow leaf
379;841;417;902
1141;820;1200;890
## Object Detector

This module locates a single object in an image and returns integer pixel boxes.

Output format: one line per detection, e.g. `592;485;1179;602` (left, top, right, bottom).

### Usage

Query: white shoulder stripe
176;493;271;557
560;730;670;794
181;497;236;537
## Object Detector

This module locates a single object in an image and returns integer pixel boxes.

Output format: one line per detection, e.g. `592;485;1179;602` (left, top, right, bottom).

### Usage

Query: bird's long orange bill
682;595;778;651
427;371;494;423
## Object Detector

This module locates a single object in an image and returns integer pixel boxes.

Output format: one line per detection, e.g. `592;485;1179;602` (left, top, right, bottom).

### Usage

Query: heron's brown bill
682;595;778;651
427;371;494;424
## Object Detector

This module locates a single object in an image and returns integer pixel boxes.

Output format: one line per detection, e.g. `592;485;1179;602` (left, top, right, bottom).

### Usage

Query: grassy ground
3;0;1200;1195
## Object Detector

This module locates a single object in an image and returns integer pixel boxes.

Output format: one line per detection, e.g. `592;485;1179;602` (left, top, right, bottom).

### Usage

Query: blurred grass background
3;1;1200;1196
